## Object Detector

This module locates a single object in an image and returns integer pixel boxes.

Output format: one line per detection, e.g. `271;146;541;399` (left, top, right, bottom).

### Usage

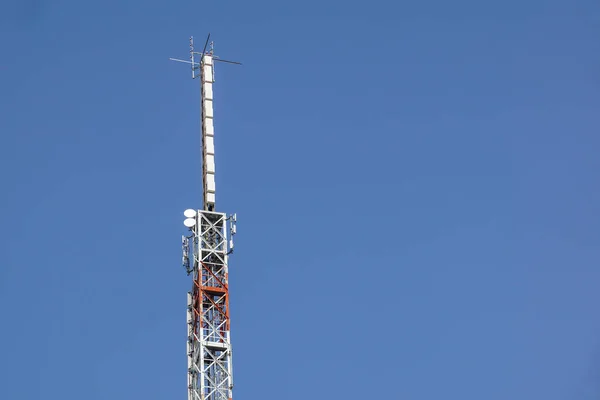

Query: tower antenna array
171;34;240;400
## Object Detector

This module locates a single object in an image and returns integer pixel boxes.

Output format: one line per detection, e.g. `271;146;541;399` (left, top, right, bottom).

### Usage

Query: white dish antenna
184;209;197;218
184;218;197;228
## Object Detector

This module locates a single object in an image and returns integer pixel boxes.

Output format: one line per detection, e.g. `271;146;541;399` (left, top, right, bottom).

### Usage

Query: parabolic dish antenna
184;209;197;218
184;218;196;228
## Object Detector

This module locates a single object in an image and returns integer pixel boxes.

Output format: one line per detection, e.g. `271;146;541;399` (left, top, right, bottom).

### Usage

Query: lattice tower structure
181;50;237;400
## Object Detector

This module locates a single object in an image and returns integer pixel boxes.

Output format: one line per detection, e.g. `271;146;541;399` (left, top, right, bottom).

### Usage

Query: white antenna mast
170;34;241;211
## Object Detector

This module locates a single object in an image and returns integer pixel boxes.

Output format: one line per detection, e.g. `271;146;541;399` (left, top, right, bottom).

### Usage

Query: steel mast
173;35;239;400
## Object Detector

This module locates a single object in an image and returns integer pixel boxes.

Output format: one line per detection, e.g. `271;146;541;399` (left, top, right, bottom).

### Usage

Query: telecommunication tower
172;34;240;400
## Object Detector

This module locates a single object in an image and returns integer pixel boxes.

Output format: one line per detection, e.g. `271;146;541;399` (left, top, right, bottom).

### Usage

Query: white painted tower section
201;55;216;211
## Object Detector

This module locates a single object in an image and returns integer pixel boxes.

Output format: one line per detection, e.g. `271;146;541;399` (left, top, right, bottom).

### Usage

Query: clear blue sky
1;0;599;399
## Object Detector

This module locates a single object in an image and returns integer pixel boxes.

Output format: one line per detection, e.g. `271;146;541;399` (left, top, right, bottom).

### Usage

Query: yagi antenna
169;33;242;79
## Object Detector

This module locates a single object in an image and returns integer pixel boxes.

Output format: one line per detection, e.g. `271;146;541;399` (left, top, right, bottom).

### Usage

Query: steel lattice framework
177;37;238;400
184;211;234;400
